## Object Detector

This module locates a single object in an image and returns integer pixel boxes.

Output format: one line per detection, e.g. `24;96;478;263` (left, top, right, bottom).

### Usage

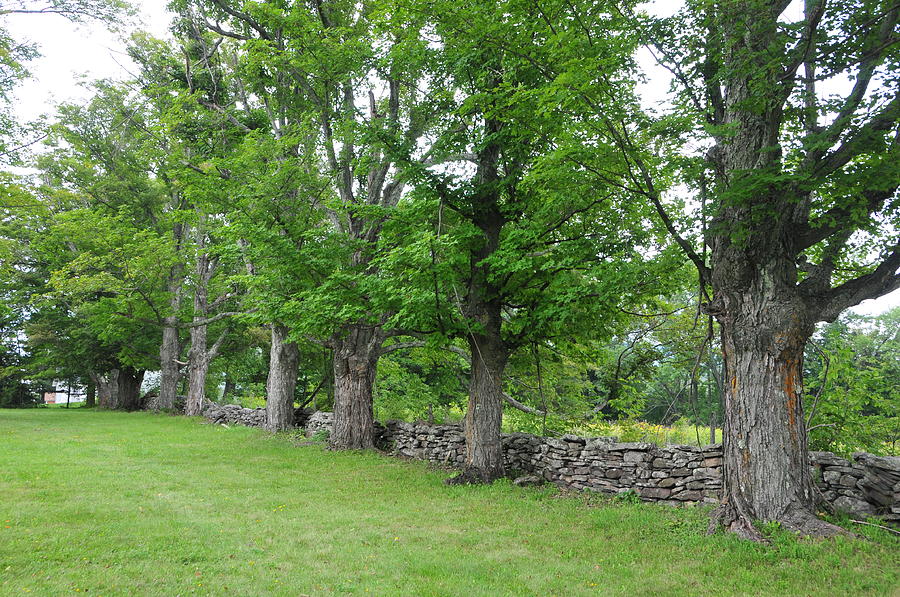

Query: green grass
0;410;897;596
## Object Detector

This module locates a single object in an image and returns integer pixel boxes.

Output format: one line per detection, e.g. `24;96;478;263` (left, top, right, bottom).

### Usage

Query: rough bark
158;318;181;410
330;323;382;450
185;320;209;417
158;220;186;411
96;369;119;409
116;367;145;411
708;260;840;540
185;225;222;418
452;331;508;484
265;323;300;432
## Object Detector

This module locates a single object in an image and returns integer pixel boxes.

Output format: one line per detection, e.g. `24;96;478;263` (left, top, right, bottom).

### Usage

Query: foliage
805;309;900;456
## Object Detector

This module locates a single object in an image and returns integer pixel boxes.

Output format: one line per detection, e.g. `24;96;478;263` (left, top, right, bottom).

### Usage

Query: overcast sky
5;1;898;316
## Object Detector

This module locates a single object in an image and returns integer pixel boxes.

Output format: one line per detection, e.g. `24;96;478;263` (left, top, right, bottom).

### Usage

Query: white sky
4;0;899;316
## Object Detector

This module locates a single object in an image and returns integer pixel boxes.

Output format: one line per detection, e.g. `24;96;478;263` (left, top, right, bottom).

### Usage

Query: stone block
625;451;650;463
639;487;672;499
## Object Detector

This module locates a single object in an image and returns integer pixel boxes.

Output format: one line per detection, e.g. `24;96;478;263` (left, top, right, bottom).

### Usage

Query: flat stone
833;495;877;516
639;487;672;499
624;451;650;463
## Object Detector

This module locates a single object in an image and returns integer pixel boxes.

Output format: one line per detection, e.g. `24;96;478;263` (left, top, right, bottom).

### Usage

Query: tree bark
265;323;300;432
699;3;844;540
116;366;145;411
456;330;508;484
185;320;209;417
184;223;220;417
96;369;119;409
159;220;186;410
158;317;181;410
222;375;235;401
330;323;382;450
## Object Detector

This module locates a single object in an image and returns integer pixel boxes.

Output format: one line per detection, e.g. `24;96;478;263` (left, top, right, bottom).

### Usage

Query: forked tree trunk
331;323;382;450
158;318;180;410
116;367;145;411
265;323;300;432
710;265;840;539
185;232;221;417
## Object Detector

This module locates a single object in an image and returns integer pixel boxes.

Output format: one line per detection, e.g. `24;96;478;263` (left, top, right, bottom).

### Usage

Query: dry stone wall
200;405;899;524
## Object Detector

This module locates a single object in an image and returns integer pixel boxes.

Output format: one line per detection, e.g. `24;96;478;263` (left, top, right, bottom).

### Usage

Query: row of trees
2;0;898;541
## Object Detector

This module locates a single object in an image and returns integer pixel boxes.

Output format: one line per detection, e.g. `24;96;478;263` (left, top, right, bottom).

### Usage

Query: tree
379;0;678;482
632;0;900;539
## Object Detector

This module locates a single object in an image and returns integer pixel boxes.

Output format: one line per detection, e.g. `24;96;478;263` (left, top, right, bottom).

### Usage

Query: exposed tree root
709;502;849;542
445;466;503;486
779;507;847;538
708;504;769;543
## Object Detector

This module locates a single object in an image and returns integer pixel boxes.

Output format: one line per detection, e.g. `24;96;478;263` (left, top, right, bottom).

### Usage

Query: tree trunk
456;331;508;484
709;264;840;539
85;375;96;408
185;321;208;416
116;367;144;411
185;230;219;417
265;323;300;432
451;112;508;485
158;317;180;410
159;220;186;410
96;369;119;409
331;323;382;450
222;375;235;401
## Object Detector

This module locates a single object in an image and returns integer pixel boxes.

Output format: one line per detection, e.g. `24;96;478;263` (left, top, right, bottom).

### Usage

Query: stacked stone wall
200;405;899;524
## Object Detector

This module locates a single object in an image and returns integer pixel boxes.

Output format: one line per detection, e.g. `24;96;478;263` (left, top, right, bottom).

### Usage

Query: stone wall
200;405;899;524
203;403;267;427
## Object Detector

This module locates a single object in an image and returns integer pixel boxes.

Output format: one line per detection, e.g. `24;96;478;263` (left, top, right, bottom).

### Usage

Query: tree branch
817;246;900;322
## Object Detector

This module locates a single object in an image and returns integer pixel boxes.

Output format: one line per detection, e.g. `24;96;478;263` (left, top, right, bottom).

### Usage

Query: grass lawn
0;409;897;596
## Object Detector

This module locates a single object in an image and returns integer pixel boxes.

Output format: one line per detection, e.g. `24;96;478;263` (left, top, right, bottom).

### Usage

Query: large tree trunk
331;323;382;450
184;226;220;417
96;369;119;409
710;261;840;539
265;323;300;432
159;221;186;410
158;318;180;410
457;330;508;484
185;321;208;416
116;367;145;411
